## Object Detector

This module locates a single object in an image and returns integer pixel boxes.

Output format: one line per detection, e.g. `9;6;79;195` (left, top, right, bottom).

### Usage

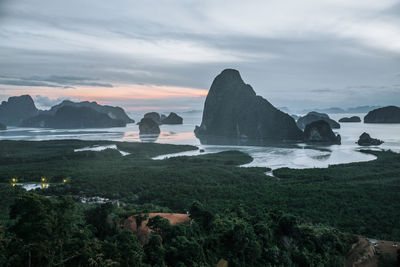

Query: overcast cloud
0;0;399;111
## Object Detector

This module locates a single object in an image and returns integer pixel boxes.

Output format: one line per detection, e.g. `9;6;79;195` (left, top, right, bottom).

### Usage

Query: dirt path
124;212;190;244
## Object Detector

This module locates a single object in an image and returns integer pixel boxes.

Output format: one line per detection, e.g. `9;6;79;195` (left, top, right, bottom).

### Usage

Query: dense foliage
0;140;399;266
273;150;400;240
0;193;355;266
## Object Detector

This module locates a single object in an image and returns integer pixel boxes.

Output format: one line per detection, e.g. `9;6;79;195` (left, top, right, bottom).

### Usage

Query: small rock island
304;120;341;144
357;132;384;146
339;116;361;123
138;118;161;135
143;112;183;125
162;112;183;124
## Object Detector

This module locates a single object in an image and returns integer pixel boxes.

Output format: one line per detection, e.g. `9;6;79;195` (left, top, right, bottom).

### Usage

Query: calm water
1;112;399;169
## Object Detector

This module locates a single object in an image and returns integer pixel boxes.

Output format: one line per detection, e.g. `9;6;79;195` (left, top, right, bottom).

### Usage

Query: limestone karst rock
194;69;303;144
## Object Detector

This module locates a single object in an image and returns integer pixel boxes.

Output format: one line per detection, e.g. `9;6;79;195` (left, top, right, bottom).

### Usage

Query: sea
1;112;400;170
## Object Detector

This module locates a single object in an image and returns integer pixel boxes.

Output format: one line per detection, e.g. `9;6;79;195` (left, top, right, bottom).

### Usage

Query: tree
9;193;54;266
147;216;171;239
220;221;261;267
278;214;298;236
107;231;144;267
144;234;166;266
85;202;117;240
166;236;205;266
189;201;214;229
8;193;90;266
0;226;8;266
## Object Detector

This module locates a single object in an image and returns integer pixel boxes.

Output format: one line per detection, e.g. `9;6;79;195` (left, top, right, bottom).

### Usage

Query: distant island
299;105;382;114
0;95;39;125
364;106;400;123
21;106;126;128
339;116;361;123
297;112;340;130
45;100;134;124
142;112;183;125
0;95;134;129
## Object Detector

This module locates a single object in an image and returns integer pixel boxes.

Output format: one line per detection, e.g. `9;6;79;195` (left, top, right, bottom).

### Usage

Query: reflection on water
152;144;376;169
74;144;130;156
310;153;331;161
1;112;400;169
139;133;160;142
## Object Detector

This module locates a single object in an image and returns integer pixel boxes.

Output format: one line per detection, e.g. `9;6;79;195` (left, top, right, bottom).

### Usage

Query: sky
0;0;400;113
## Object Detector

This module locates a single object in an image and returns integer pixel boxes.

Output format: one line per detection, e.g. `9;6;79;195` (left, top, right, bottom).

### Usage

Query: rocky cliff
303;120;341;144
0;95;39;125
138;118;160;135
357;132;384;146
194;69;303;144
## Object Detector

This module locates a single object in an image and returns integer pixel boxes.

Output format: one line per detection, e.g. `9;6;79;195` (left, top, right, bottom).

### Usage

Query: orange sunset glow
0;84;208;109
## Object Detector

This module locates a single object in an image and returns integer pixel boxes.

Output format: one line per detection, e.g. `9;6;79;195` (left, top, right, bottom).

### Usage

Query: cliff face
138;118;160;134
195;69;303;144
364;106;400;123
0;95;39;125
303;120;341;144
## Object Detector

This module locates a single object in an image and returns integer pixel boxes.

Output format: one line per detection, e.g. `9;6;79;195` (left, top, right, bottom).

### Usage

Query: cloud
0;78;65;88
309;88;334;93
0;75;113;88
1;0;400;110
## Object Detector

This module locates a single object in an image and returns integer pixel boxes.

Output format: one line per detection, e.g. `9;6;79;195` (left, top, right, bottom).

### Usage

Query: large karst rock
297;112;340;130
46;100;134;123
21;106;125;128
364;106;400;123
303;120;341;144
0;95;39;125
357;132;384;146
194;69;303;144
339;116;361;123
